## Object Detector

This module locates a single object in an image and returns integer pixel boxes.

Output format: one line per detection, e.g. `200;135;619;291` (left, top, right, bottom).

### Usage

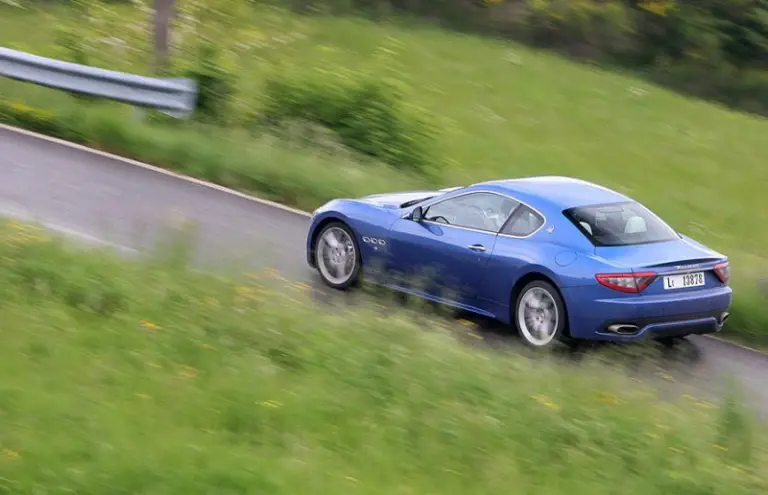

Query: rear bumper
562;285;733;342
596;309;729;341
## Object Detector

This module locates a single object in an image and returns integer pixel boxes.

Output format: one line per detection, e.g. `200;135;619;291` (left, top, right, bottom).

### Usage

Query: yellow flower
264;268;284;281
596;391;621;405
139;320;159;331
654;371;674;382
531;394;560;411
638;0;676;16
3;449;18;460
179;366;198;379
261;400;282;409
291;282;311;291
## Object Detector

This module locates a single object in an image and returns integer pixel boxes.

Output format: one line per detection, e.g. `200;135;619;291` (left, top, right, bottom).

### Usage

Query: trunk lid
594;236;727;295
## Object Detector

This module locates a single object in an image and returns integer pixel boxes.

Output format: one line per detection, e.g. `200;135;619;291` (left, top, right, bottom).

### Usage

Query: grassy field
0;218;765;493
1;2;767;341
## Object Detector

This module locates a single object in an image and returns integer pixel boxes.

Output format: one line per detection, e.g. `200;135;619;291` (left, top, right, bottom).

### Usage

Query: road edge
2;122;765;358
0;124;313;219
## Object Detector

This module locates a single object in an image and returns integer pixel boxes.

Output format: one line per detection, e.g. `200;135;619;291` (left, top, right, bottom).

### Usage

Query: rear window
563;202;678;247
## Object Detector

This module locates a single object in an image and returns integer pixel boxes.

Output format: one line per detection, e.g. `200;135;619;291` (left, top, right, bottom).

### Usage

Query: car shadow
304;273;705;372
450;310;706;371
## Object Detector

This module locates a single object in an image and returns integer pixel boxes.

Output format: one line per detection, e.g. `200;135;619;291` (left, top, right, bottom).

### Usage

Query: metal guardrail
0;47;198;119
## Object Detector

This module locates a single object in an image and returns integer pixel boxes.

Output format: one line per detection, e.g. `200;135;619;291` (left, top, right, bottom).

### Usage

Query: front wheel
514;280;568;348
314;221;362;290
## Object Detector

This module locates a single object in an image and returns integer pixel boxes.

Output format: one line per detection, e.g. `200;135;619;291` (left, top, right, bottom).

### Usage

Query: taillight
596;271;657;293
713;261;731;285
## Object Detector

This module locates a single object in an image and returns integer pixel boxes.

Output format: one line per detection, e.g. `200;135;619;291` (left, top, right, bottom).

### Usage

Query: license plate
663;272;705;290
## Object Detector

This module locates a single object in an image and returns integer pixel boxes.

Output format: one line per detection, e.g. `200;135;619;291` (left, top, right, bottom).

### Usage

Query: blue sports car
305;176;732;348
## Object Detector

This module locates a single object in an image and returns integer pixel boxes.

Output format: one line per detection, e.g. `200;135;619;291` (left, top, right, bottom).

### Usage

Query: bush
521;0;636;58
0;218;766;493
183;42;237;124
0;100;62;136
261;70;440;173
647;63;768;116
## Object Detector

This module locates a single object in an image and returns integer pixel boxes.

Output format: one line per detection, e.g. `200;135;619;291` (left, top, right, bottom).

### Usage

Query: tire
513;280;568;348
313;221;362;290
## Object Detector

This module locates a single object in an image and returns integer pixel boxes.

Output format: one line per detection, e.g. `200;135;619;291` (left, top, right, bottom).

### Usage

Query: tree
153;0;176;73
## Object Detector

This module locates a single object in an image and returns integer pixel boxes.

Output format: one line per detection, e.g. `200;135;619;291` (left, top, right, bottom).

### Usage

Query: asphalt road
1;125;766;416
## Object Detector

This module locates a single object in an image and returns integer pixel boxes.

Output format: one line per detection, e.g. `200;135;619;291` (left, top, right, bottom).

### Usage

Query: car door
386;191;519;307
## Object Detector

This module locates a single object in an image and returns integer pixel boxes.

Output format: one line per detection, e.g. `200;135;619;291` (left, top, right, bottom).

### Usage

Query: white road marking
0;123;764;357
0;203;139;256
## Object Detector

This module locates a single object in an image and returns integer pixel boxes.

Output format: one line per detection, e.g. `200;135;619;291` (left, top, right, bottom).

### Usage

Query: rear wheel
314;221;361;290
514;280;568;348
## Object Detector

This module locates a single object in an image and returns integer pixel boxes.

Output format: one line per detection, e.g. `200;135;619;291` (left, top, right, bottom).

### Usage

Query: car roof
472;176;632;211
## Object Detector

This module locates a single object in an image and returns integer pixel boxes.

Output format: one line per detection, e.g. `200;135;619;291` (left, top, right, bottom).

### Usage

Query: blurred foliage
275;0;768;116
0;100;61;135
0;217;766;493
519;0;636;58
262;69;439;173
183;42;236;123
11;0;768;116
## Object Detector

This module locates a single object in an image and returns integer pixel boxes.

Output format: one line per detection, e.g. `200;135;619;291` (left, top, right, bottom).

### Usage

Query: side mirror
411;206;424;222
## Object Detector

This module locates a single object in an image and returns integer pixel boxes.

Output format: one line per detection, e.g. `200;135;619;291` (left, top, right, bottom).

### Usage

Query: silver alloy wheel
316;226;357;285
517;286;559;346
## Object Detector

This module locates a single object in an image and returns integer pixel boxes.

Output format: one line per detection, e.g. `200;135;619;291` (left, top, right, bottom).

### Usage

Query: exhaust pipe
720;312;730;325
607;324;640;335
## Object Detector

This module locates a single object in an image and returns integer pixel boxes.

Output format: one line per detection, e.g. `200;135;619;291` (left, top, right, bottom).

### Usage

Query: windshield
399;196;435;208
563;201;679;247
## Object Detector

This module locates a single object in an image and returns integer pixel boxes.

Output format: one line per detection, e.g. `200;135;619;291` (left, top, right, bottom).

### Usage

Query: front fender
306;208;353;267
305;200;401;268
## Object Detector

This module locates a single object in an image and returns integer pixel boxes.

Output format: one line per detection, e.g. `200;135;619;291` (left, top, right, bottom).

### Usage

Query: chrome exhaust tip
720;312;730;325
607;324;640;335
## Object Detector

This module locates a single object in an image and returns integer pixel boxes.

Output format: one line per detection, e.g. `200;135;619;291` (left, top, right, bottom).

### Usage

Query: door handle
468;244;486;252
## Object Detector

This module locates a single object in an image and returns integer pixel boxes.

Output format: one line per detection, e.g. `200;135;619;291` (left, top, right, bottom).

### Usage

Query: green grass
1;2;767;342
0;218;766;494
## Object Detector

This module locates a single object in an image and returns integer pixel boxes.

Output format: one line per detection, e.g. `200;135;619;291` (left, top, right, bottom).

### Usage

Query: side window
501;205;544;237
424;192;519;233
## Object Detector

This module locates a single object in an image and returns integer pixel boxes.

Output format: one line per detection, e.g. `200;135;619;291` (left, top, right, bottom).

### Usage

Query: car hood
359;187;461;209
